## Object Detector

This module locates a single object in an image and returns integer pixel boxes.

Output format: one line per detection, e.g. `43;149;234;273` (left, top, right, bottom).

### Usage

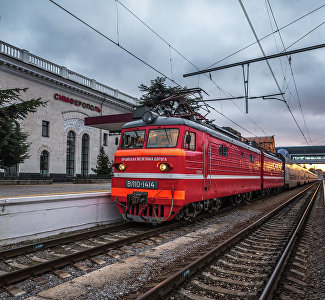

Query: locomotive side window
189;132;196;150
241;152;243;159
249;154;255;163
147;128;179;148
183;131;196;150
184;130;190;149
224;146;229;157
121;130;145;149
219;145;223;155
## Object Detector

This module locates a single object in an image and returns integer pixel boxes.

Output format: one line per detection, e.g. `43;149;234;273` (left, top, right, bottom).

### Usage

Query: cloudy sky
1;0;325;148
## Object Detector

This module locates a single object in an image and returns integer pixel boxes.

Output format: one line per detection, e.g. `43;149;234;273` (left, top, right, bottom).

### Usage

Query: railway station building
0;40;136;180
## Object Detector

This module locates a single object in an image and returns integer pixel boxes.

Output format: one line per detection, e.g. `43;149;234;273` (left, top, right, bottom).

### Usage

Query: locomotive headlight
114;163;126;171
143;111;158;124
158;163;172;172
118;163;126;171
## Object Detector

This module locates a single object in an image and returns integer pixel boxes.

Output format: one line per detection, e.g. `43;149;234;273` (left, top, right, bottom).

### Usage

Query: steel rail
0;203;234;261
0;221;180;287
0;202;234;287
259;182;321;299
0;222;132;260
136;183;317;300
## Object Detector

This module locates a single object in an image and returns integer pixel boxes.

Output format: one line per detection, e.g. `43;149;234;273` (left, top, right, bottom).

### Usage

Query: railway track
135;182;320;300
272;182;324;299
0;201;237;297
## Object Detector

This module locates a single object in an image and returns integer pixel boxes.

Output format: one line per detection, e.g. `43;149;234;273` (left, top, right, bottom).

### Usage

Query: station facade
0;40;136;180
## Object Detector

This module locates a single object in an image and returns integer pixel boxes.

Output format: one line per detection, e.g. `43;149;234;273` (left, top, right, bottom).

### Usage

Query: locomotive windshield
121;130;145;149
147;128;179;148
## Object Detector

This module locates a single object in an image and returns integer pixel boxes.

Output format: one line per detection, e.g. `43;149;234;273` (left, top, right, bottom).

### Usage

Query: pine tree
0;122;29;172
138;76;183;108
92;146;113;177
138;77;200;115
0;88;46;171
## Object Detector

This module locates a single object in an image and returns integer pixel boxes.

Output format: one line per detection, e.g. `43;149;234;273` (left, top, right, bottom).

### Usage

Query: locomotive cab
111;115;194;223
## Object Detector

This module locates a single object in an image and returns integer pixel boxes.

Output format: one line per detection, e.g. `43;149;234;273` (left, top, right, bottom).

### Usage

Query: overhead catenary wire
264;0;288;91
237;0;309;145
285;21;325;51
266;0;312;145
115;0;267;136
115;0;199;71
49;0;180;87
50;0;266;137
206;104;256;136
205;3;325;70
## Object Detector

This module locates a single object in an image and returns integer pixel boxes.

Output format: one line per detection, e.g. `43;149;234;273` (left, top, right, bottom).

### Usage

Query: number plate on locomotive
125;180;158;189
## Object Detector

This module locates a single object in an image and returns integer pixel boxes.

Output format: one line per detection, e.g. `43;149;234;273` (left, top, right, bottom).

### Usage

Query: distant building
245;136;275;153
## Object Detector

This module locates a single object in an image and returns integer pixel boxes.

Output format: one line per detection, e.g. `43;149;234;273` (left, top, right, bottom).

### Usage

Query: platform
0;183;122;245
0;182;111;198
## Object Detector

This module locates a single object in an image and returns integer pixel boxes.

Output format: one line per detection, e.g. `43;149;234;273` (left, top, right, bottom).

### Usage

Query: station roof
84;113;133;131
275;146;325;154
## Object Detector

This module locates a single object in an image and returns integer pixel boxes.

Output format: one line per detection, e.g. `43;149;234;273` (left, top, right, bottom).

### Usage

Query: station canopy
84;113;133;132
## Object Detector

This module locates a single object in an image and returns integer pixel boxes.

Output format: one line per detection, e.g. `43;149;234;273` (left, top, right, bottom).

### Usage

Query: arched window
81;134;89;176
66;131;75;176
40;150;49;176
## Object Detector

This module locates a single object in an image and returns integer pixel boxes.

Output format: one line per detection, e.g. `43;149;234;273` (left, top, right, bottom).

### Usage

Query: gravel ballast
0;184;318;300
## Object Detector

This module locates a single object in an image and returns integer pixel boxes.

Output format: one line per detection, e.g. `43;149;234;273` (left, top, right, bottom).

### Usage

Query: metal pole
242;64;249;113
183;42;325;77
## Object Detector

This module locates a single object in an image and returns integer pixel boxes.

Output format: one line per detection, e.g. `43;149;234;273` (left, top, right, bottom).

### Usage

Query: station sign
54;93;101;113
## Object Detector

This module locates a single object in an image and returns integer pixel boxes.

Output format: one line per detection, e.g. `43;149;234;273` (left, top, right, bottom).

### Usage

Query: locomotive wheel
244;191;253;204
203;200;210;211
213;198;222;210
183;206;191;220
231;195;242;206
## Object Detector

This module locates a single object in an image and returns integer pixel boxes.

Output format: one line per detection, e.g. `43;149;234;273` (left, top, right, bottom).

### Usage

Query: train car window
147;128;179;148
120;130;145;149
224;147;228;157
219;145;223;155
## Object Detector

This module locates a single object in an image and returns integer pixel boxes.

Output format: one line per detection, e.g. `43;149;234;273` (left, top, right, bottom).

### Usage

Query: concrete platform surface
0;183;111;198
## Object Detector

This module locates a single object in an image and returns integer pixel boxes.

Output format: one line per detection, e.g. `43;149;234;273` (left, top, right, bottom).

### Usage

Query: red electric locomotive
111;108;284;223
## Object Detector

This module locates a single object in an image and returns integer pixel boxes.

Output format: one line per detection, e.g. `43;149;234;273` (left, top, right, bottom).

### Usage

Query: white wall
0;70;123;175
0;192;122;245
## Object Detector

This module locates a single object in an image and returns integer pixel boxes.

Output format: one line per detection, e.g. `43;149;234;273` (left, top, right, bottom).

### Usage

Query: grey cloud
1;0;325;146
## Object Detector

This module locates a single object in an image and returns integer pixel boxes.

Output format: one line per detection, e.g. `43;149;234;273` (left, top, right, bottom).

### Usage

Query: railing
0;40;137;105
29;53;61;75
0;41;21;60
67;70;92;87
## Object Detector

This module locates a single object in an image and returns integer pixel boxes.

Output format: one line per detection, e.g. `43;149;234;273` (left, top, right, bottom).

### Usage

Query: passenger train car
279;155;317;188
111;110;317;223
